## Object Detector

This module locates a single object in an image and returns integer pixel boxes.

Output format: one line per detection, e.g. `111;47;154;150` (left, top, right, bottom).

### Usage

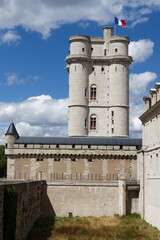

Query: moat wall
0;180;140;240
0;181;42;240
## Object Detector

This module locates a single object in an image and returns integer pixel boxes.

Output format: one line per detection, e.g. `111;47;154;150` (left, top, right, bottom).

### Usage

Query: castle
4;27;160;230
66;27;132;137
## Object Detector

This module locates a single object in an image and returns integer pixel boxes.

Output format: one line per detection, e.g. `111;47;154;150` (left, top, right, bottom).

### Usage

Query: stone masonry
66;27;132;137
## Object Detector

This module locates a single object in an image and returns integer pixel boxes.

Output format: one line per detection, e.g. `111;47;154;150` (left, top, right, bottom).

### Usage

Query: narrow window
72;144;75;148
101;67;104;72
88;158;94;162
85;119;87;128
112;128;114;134
54;158;60;162
92;67;95;72
120;145;122;150
71;158;77;162
115;48;118;52
104;49;106;56
82;48;85;52
24;144;27;148
111;111;114;117
88;145;91;149
37;157;43;162
112;119;114;125
56;144;59;148
115;66;117;72
91;86;96;100
91;47;93;51
90;115;96;130
85;88;87;98
5;143;7;148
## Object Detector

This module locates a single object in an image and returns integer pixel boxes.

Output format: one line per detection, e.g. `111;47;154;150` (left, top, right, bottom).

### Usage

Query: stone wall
0;181;42;240
0;179;140;239
0;185;3;240
41;180;139;217
6;144;138;182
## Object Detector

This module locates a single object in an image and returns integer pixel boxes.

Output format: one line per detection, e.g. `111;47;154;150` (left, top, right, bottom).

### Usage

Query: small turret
5;123;19;148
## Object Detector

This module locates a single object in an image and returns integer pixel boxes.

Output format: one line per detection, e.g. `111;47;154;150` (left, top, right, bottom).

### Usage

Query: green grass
27;214;160;240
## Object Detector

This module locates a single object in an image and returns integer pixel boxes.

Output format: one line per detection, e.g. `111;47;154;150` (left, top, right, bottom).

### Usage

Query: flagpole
114;23;116;36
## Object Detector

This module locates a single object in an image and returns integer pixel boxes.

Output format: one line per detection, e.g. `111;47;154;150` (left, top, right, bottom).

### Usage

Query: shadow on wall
26;217;55;240
41;182;56;217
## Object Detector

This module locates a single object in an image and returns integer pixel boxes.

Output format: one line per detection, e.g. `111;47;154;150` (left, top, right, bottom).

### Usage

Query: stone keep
66;27;132;137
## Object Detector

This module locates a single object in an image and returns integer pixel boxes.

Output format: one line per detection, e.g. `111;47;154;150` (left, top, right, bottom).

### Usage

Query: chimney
103;27;113;41
155;83;160;101
143;96;151;111
149;89;157;106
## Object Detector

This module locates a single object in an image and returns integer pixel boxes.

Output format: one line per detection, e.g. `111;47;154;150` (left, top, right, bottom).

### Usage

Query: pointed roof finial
5;122;19;138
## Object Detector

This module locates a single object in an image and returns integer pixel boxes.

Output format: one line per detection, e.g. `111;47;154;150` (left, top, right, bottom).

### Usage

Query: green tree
0;145;7;178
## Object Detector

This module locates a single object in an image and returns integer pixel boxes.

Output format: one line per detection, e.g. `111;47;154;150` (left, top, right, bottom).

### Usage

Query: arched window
90;115;96;130
90;85;96;100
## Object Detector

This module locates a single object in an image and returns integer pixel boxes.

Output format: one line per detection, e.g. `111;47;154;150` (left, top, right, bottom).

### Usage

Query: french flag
115;17;126;26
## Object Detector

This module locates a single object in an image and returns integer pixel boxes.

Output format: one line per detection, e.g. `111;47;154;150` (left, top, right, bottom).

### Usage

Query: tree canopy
0;145;7;178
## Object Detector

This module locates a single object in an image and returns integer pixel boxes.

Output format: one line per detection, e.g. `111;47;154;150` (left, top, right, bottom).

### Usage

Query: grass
27;213;160;240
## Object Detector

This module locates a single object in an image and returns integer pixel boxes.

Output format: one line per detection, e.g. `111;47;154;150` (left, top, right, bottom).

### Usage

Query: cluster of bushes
0;145;7;178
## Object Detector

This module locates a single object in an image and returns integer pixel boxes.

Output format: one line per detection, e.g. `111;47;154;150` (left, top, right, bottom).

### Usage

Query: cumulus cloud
129;102;144;137
0;0;159;38
129;71;157;137
129;39;154;63
0;30;21;45
130;72;157;95
0;95;68;144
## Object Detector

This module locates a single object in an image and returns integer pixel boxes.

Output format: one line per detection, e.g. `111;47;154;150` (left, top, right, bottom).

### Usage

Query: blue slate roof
15;136;142;146
5;123;19;137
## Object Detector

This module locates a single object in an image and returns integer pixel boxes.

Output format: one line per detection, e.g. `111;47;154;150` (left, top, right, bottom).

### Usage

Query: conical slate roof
5;123;19;137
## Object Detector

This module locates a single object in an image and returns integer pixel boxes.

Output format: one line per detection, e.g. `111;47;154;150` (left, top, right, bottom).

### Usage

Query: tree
0;145;7;178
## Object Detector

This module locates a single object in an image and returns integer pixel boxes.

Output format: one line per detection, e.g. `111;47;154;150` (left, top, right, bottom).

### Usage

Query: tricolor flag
115;17;126;26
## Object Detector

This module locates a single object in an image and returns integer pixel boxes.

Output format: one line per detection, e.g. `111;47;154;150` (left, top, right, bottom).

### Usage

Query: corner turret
5;123;19;148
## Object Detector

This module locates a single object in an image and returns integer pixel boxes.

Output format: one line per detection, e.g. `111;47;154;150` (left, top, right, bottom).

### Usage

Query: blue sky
0;0;160;143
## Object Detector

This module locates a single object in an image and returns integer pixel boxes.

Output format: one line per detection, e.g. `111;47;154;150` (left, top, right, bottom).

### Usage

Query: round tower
109;36;132;137
5;122;19;148
66;35;90;136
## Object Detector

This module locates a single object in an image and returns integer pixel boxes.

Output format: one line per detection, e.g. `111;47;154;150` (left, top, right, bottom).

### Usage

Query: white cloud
0;1;159;38
6;72;24;85
0;30;21;45
129;102;144;137
129;71;157;137
5;72;40;85
130;72;157;95
0;95;68;144
129;39;154;63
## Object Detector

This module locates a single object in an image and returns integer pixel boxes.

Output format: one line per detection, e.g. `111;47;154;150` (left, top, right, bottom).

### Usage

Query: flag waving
115;17;126;26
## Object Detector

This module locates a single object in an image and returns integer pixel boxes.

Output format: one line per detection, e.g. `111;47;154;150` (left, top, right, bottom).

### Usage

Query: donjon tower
66;27;132;137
